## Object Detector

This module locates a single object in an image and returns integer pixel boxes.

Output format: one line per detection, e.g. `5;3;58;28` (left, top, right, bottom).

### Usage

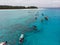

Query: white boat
0;41;7;45
19;34;24;43
0;42;6;45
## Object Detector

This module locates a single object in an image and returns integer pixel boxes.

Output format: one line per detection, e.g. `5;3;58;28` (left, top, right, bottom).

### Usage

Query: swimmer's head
5;41;7;43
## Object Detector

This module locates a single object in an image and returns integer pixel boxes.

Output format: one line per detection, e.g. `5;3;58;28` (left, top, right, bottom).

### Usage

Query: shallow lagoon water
0;9;60;45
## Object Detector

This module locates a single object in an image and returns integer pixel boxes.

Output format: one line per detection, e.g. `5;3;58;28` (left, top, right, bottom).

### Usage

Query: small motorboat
19;34;24;43
0;41;7;45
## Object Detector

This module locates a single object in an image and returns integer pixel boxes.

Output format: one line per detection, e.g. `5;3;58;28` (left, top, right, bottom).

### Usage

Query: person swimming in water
44;16;48;21
41;13;48;21
32;25;37;30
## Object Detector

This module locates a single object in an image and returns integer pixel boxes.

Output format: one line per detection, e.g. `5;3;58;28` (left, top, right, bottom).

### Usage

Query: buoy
19;34;24;43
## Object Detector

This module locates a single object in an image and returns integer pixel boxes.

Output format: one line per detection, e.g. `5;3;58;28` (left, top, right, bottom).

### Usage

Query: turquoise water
0;9;60;45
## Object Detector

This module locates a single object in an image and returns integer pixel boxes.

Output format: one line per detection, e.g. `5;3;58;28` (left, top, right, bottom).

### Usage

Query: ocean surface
0;8;60;45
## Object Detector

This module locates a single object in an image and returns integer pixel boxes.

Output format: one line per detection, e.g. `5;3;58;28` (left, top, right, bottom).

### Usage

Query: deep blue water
0;9;60;45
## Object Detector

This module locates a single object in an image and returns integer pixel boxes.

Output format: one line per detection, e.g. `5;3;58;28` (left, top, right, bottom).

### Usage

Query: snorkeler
32;25;37;30
19;34;24;43
35;16;37;20
44;16;48;21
